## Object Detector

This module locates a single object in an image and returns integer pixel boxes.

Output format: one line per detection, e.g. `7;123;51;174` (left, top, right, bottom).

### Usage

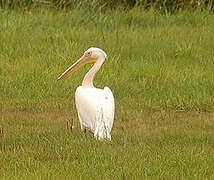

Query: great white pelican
57;47;115;140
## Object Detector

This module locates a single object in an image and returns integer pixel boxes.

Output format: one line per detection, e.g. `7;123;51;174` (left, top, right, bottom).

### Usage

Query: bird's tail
94;121;111;141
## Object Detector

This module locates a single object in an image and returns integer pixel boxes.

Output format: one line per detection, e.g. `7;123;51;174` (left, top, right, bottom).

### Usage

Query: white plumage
75;86;114;140
57;47;115;140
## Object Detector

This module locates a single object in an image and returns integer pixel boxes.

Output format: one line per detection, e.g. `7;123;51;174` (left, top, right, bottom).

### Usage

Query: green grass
1;9;214;179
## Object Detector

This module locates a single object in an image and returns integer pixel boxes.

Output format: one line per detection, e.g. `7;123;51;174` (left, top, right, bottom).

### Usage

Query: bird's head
84;47;107;60
57;47;107;80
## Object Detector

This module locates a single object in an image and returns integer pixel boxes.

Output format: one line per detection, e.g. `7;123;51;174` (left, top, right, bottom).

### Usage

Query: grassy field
1;8;214;179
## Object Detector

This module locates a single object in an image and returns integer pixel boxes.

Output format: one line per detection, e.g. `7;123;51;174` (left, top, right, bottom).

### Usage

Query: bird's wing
75;86;115;140
102;86;115;132
75;86;101;132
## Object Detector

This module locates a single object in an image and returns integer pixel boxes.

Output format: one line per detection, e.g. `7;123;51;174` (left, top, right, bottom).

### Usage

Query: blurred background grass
0;0;214;13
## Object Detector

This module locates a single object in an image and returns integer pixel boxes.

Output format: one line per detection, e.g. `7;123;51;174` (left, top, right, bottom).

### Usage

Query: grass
0;9;214;179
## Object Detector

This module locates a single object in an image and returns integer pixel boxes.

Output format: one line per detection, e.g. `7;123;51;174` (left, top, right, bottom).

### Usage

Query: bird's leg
66;121;70;132
80;123;86;136
70;119;74;132
0;127;3;135
66;120;73;133
82;128;86;136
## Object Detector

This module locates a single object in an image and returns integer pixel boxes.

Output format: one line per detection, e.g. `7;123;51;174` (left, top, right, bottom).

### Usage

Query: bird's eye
85;51;92;57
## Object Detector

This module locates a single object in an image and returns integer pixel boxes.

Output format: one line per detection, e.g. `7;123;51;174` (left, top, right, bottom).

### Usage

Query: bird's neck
82;56;105;88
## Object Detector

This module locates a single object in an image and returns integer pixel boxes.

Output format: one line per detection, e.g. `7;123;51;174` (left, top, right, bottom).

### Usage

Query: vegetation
0;5;214;180
0;0;214;13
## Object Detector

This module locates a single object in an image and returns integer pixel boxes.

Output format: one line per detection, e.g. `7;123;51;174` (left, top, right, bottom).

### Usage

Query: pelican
57;47;115;140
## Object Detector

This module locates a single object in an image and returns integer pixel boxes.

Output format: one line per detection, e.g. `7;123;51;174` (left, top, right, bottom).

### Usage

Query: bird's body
57;47;115;140
75;86;114;140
